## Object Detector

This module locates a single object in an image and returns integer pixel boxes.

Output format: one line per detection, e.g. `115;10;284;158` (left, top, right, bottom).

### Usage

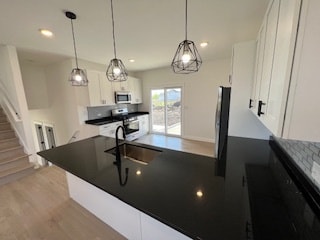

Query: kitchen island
38;135;320;239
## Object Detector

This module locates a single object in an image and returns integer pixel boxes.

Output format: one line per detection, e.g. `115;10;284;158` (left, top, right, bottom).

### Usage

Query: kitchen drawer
99;121;123;138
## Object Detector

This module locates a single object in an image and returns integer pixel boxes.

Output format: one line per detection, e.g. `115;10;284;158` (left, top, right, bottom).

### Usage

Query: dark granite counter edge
85;112;149;126
126;112;149;117
269;137;320;219
44;138;200;240
85;116;115;125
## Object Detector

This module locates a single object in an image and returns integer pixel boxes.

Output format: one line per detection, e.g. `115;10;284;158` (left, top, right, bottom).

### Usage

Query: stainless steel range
111;108;139;141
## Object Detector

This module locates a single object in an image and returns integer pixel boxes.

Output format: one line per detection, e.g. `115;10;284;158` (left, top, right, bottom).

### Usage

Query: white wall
228;41;271;139
26;58;108;147
136;59;231;143
0;45;36;163
19;62;49;109
28;59;74;145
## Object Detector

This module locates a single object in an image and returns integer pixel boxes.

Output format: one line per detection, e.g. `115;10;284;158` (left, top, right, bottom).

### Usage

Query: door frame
149;85;184;137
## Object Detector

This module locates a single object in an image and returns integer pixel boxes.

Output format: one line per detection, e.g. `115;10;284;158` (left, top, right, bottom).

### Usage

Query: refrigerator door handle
249;99;253;109
257;100;265;116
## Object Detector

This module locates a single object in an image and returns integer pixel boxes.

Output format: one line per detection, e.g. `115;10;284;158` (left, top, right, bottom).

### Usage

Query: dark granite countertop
37;136;320;239
126;111;149;117
85;112;149;126
37;136;270;239
84;116;117;125
270;137;320;220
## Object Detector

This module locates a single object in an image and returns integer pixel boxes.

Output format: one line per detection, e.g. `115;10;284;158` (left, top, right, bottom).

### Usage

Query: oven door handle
125;120;139;125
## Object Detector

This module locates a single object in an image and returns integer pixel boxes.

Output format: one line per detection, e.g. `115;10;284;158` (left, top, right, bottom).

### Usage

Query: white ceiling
0;0;270;71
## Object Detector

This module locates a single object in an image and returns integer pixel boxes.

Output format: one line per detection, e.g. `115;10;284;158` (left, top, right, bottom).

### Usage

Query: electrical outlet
311;161;320;185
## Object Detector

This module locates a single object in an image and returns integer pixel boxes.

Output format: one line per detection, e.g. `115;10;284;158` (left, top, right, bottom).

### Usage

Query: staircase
0;107;35;186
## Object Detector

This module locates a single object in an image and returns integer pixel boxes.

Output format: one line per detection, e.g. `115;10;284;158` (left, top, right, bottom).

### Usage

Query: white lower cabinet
67;173;141;240
96;115;148;141
99;121;123;138
140;213;191;240
67;172;192;240
138;115;149;137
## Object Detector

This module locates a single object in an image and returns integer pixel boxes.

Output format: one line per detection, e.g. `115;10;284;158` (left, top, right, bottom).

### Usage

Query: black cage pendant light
106;0;128;82
171;0;202;74
66;11;88;86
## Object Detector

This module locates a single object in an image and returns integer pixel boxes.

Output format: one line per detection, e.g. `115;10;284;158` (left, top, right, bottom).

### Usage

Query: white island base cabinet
66;172;192;240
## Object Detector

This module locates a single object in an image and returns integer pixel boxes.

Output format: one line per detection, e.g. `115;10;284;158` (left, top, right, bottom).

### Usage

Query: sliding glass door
151;87;182;136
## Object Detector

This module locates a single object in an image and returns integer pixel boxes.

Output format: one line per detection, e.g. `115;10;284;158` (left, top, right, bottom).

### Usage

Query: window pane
166;88;181;135
151;89;165;133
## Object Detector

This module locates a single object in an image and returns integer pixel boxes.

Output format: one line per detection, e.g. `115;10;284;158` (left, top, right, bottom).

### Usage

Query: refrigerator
215;86;231;161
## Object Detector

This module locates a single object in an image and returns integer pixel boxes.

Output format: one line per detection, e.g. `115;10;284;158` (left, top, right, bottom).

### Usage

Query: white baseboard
182;135;214;143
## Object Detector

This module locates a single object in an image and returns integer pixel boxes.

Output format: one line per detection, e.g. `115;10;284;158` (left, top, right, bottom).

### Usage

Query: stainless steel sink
107;143;162;165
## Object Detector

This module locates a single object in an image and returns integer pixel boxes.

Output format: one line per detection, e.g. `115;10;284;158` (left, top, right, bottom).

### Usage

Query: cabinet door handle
242;176;247;187
246;221;252;240
249;99;253;109
257;100;266;116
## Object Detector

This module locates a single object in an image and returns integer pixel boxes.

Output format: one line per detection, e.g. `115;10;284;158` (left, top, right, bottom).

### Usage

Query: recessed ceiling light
200;42;208;48
196;190;203;198
129;59;135;63
39;29;53;38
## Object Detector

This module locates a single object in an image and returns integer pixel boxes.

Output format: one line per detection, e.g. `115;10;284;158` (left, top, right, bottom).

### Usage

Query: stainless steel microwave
115;91;131;104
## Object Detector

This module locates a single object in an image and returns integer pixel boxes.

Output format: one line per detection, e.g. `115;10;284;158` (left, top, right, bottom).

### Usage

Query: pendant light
106;0;128;82
65;11;89;86
171;0;202;74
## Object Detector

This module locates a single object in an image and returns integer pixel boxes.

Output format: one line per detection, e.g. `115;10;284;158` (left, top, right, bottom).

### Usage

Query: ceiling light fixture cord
110;0;117;58
170;0;202;74
70;18;79;69
185;0;188;40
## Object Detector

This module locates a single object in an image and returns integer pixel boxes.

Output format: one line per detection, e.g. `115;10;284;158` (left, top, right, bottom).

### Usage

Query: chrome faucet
115;125;126;165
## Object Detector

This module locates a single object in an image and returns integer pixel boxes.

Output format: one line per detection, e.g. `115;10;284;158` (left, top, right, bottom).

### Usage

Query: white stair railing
68;130;80;143
0;83;21;122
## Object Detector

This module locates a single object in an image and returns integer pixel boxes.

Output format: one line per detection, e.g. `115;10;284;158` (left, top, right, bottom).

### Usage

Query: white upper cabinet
251;0;302;137
87;70;101;106
113;80;129;92
87;70;115;106
128;76;143;104
258;0;280;112
87;70;143;106
100;73;116;105
251;22;267;113
264;0;301;135
282;0;320;141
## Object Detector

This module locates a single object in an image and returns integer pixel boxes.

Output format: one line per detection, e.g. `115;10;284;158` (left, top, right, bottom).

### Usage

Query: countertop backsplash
87;104;138;120
275;137;320;191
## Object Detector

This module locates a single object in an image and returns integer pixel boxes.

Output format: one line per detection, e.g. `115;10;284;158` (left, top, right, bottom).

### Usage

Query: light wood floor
0;135;214;240
0;166;126;240
135;134;215;157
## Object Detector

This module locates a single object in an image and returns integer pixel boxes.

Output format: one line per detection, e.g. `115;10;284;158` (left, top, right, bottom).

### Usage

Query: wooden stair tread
0;145;23;153
0;107;35;185
0;129;13;133
0;154;29;165
0;137;18;143
0;162;34;178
